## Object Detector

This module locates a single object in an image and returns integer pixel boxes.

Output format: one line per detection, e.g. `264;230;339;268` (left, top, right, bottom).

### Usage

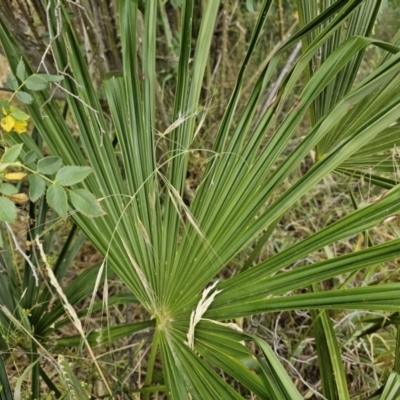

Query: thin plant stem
143;325;160;400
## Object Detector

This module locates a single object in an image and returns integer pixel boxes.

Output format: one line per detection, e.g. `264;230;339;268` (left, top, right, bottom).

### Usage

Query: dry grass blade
35;237;112;396
186;281;222;350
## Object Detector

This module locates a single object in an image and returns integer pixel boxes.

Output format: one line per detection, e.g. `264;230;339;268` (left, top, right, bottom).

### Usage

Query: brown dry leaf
6;192;29;203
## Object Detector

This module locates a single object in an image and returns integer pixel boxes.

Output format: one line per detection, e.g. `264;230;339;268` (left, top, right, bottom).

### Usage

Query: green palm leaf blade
195;322;269;398
0;3;157;309
118;0;162;274
338;125;400;173
311;309;340;399
103;74;161;295
342;125;400;158
159;336;190;400
51;7;146;257
299;0;382;124
56;320;154;347
118;0;149;191
187;1;361;226
207;283;400;319
208;2;390;188
379;372;400;400
158;0;195;304
172;36;400;309
2;0;400;397
159;328;244;399
335;168;397;189
346;312;400;341
251;335;303;400
379;329;400;397
178;162;400;312
174;1;365;283
206;236;400;318
310;287;350;400
195;321;303;399
54;5;161;306
395;326;400;374
161;0;222;303
316;44;400;157
298;0;397;185
341;158;397;172
0;354;13;400
0;231;17;313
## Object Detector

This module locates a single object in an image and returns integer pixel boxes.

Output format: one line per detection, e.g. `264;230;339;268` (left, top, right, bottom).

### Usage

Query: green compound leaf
24;73;63;90
6;73;18;90
246;0;255;12
55;166;92;187
47;183;67;219
1;144;23;163
25;74;49;91
0;197;17;222
15;91;33;104
0;183;18;195
29;175;46;202
39;73;64;82
69;189;105;217
9;108;29;121
16;59;25;81
37;156;63;175
24;150;38;165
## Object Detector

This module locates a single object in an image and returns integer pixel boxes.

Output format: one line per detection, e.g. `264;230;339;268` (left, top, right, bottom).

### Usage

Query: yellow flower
0;105;29;134
0;115;15;132
13;119;28;134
